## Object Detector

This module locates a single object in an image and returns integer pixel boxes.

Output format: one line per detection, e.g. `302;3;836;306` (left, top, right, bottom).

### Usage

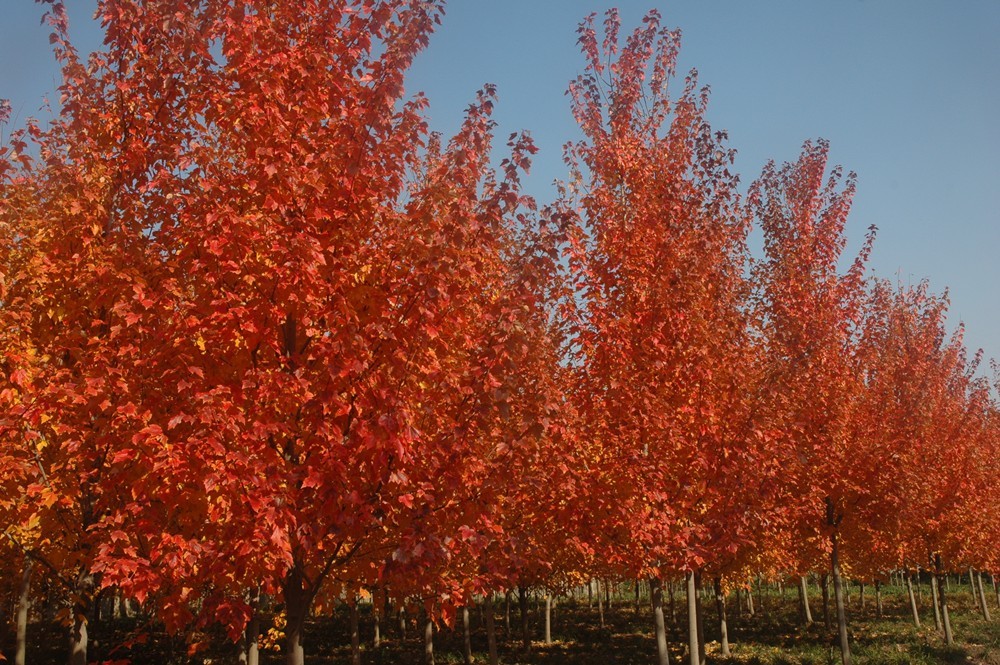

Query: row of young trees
2;2;996;665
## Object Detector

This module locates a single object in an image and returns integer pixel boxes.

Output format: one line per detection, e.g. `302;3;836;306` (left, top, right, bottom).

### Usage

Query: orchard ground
5;578;1000;664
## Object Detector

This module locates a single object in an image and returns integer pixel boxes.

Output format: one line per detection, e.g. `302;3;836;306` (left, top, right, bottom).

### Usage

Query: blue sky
3;1;998;364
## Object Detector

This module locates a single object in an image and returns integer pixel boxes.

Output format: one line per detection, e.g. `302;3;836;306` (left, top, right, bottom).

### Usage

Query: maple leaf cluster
1;3;997;665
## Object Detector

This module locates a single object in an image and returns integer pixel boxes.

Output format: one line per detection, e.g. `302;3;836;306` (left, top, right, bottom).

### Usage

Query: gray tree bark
484;594;499;665
15;559;31;665
799;576;813;625
424;618;435;665
936;555;953;646
463;605;473;663
931;573;942;630
651;577;670;665
714;577;731;657
831;531;852;665
906;573;921;627
350;599;361;665
977;573;991;621
686;572;699;665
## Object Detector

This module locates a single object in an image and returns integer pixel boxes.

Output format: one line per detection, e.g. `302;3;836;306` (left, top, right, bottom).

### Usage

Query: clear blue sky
3;1;998;365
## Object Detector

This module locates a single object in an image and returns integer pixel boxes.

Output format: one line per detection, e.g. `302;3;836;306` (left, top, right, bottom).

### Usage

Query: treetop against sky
1;0;997;362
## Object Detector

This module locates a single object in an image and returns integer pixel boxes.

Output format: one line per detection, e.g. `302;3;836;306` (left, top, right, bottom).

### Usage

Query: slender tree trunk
484;594;499;665
714;577;731;657
651;577;670;665
400;605;408;641
695;574;706;665
747;582;755;617
587;580;593;609
977;573;991;621
245;609;261;665
858;583;865;614
374;607;381;649
504;592;511;640
800;575;813;625
970;568;982;611
875;580;883;619
15;559;31;665
518;586;530;651
349;599;361;665
931;573;942;630
597;579;605;627
283;567;307;665
605;579;612;609
668;579;677;623
68;615;88;665
634;579;641;615
68;571;93;665
543;593;552;644
686;572;699;665
424;619;434;665
831;531;852;665
820;573;831;629
462;605;473;664
936;555;953;646
906;573;921;627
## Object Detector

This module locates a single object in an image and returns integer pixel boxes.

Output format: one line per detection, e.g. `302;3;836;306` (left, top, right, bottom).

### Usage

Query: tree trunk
668;579;677;623
875;580;883;618
68;615;87;665
587;579;593;608
906;573;921;627
686;572;699;665
977;573;991;621
15;559;31;665
463;605;473;664
244;608;261;665
936;555;953;646
831;532;852;665
68;571;93;665
400;605;408;641
518;586;530;651
970;568;982;611
597;579;605;627
543;593;552;644
504;592;511;640
350;599;361;665
931;572;942;630
374;607;381;649
819;573;830;630
634;579;641;615
747;582;755;617
756;576;765;616
858;583;865;614
651;577;670;665
714;577;731;657
799;575;813;625
424;619;434;665
484;594;499;665
695;574;706;665
283;566;309;665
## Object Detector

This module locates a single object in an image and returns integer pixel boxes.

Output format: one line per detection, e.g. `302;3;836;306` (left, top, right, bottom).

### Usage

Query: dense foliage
2;2;996;665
